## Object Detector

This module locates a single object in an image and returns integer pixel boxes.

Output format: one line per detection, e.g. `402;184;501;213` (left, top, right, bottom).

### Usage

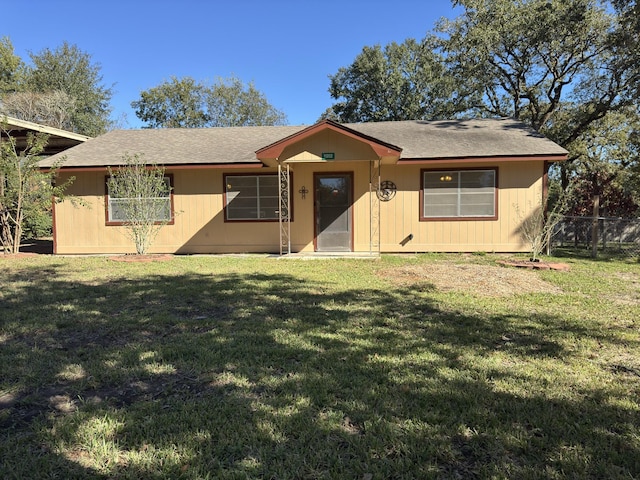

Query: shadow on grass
1;264;639;478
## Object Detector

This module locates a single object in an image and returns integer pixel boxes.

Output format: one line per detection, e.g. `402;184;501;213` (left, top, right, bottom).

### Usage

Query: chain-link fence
552;216;640;257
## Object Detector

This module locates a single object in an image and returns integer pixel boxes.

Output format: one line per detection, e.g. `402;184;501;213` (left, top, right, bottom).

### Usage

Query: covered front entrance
314;173;352;252
256;120;402;255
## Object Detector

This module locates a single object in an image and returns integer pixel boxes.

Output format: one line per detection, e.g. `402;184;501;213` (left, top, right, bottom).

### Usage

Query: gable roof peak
255;119;402;161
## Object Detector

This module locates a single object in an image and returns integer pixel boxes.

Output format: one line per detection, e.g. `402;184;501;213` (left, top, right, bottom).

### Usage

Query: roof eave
41;162;266;173
398;153;568;164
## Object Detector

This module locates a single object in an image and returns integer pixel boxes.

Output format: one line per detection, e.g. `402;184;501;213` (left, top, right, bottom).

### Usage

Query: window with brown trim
421;168;497;220
105;175;174;225
224;174;281;221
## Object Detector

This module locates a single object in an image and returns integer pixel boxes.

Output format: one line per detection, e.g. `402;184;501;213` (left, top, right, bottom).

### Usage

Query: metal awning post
278;163;291;255
369;159;381;254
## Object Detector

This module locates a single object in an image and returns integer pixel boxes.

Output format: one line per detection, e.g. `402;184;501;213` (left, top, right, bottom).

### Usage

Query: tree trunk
0;209;12;253
11;212;22;254
561;164;570;191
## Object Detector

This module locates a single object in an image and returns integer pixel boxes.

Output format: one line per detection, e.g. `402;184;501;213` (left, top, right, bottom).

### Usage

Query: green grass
1;253;639;479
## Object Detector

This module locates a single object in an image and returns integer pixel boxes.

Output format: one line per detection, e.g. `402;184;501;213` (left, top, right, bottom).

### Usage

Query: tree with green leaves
131;76;208;128
107;153;172;255
0;37;25;96
325;38;459;123
0;122;73;253
441;0;638;145
562;109;640;217
131;76;287;128
26;42;113;136
206;76;287;127
0;39;113;136
327;0;638;140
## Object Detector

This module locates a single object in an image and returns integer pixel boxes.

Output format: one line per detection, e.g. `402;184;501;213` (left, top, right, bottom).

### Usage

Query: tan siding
53;159;545;255
54;168;282;254
282;130;377;162
378;161;543;252
289;164;314;252
174;168;282;253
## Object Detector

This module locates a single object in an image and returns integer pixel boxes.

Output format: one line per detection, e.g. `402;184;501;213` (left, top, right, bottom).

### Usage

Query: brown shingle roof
39;126;303;168
347;118;568;159
39;118;567;168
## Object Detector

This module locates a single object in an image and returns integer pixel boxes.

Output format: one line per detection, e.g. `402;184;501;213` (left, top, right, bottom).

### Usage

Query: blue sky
4;0;460;129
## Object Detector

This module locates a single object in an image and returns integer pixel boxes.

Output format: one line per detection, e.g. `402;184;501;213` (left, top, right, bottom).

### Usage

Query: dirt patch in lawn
109;254;174;262
384;262;563;297
611;271;640;305
0;252;40;259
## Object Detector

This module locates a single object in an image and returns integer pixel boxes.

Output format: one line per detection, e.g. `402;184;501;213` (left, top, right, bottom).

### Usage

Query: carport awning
1;116;90;156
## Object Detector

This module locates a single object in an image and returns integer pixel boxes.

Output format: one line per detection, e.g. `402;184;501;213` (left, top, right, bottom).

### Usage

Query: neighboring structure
1;115;91;155
39;118;567;255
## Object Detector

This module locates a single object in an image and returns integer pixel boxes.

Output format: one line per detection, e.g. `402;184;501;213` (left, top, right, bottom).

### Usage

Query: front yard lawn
1;253;639;479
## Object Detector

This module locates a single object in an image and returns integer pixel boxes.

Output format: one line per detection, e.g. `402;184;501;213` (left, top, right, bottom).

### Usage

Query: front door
315;173;352;252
